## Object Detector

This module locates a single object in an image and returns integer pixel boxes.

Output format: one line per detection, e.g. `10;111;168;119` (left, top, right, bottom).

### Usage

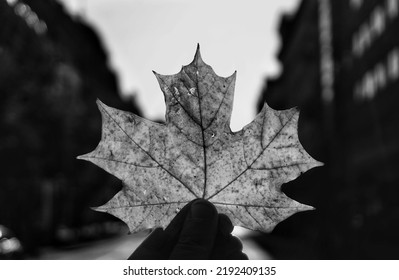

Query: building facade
257;0;399;258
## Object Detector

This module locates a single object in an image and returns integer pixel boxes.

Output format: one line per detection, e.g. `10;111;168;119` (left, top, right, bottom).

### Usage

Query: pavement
38;228;271;260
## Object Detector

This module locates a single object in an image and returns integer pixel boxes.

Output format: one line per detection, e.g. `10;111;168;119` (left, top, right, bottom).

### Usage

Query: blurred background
1;0;399;259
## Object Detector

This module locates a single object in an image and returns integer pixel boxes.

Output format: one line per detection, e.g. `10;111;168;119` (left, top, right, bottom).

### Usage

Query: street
38;229;271;260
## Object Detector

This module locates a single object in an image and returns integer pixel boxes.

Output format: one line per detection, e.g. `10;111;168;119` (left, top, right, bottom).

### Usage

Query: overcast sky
59;0;299;131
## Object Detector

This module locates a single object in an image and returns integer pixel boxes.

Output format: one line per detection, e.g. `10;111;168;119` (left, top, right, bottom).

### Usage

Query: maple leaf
78;45;322;233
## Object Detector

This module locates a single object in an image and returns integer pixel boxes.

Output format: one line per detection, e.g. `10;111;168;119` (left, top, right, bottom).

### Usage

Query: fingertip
169;199;218;259
191;199;217;219
218;214;234;235
165;199;197;235
211;234;248;260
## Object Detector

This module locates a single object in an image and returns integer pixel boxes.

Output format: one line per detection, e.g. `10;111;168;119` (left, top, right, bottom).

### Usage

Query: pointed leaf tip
194;43;202;62
296;203;315;213
306;205;316;211
91;205;106;213
76;154;89;161
76;151;96;162
95;99;106;108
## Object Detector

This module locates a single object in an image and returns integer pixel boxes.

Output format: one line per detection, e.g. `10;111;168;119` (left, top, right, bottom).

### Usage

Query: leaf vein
204;77;234;131
212;201;302;209
98;102;199;198
103;201;191;209
82;156;159;169
207;111;297;199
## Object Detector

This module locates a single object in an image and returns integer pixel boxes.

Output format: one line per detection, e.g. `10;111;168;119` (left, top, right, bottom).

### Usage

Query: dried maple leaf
78;45;322;233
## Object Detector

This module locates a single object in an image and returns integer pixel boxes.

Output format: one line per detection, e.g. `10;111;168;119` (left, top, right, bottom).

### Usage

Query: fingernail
191;200;216;219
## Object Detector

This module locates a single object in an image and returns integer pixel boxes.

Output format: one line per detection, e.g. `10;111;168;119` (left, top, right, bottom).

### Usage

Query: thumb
169;199;218;259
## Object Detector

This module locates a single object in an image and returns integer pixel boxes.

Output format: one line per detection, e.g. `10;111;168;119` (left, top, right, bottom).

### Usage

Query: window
387;48;399;80
358;23;372;55
350;0;363;10
12;3;47;35
363;72;376;99
6;0;17;6
354;49;399;102
14;3;30;17
374;63;387;90
370;7;386;37
387;0;398;19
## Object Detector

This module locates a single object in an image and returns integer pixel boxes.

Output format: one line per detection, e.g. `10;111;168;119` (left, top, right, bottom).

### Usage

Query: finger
212;234;248;260
164;199;198;238
211;214;248;260
160;199;200;254
170;199;218;259
130;200;199;259
222;236;248;259
218;214;234;236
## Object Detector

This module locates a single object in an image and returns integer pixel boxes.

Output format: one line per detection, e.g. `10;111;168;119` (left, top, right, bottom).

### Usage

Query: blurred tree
0;0;142;255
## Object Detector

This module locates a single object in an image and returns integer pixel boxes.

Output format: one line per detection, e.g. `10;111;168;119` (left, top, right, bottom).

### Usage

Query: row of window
6;0;47;35
354;48;399;101
350;0;363;10
352;0;398;57
319;0;334;103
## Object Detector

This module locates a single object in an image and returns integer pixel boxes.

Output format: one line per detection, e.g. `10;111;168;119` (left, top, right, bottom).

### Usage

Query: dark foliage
0;0;141;255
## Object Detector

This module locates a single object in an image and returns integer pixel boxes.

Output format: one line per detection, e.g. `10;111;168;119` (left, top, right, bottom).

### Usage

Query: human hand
128;199;248;260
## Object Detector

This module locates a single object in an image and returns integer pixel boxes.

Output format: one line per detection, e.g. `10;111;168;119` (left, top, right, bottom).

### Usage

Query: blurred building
0;0;141;256
256;0;399;259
